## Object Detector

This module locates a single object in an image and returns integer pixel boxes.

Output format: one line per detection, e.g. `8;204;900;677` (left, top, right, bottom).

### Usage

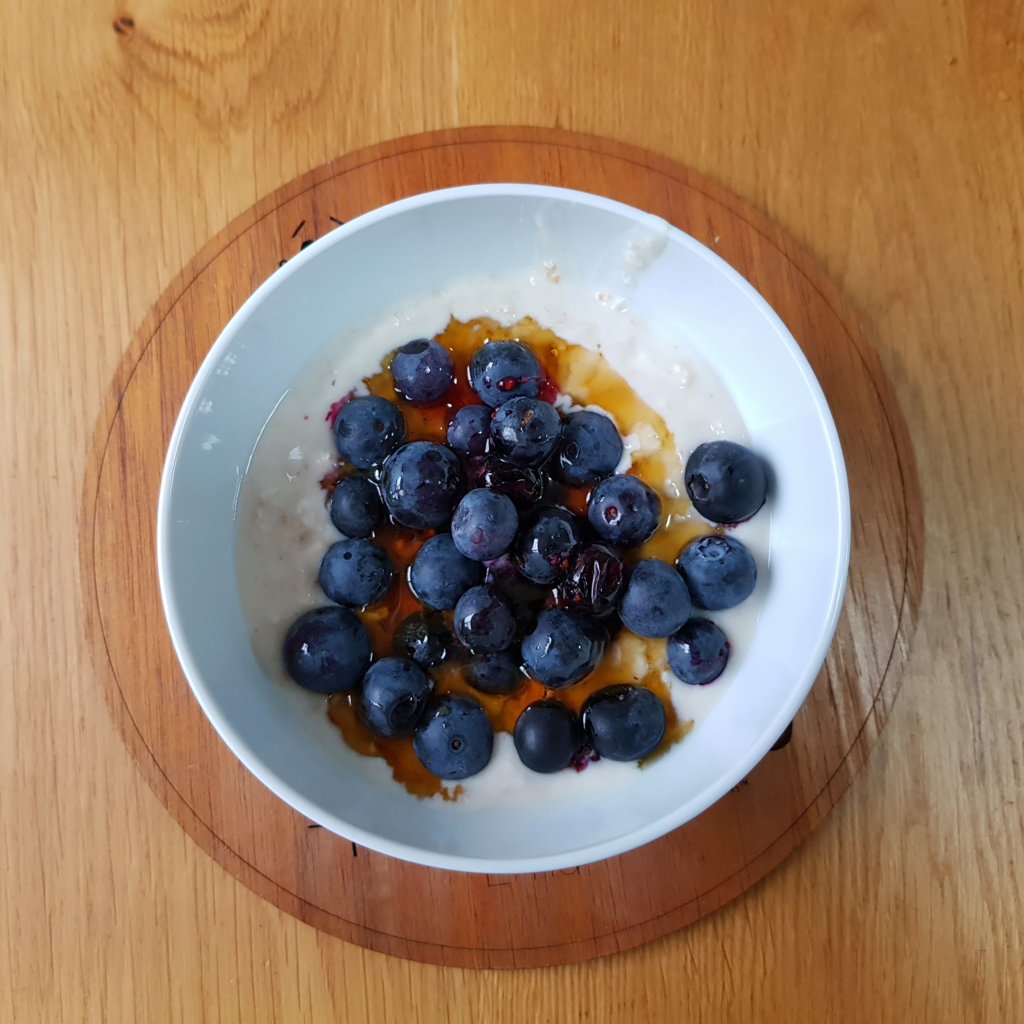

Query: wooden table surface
2;1;1022;1020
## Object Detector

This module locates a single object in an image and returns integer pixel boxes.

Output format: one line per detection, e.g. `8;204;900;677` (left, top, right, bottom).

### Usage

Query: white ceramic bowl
158;184;849;874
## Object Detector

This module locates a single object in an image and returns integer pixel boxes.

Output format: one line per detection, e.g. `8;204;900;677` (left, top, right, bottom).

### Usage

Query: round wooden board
82;127;923;969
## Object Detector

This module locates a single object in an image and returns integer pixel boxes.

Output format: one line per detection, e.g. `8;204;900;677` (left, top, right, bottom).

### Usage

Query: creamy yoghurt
236;273;770;803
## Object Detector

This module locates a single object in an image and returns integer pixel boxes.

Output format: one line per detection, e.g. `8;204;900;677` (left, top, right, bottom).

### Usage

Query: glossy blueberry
282;606;372;694
582;685;666;761
676;535;757;610
556;410;624;485
468;340;543;407
453;585;517;654
771;722;794;751
474;456;544;510
332;395;405;469
587;475;662;548
515;507;583;585
490;396;562;468
451;489;519;562
414;694;494;780
520;609;606;689
391;338;454;404
392;612;452;669
667;618;730;685
483;555;551;632
327;476;384;538
359;657;434;738
446;404;492;457
380;441;464;530
319;539;395;607
554;544;627;618
685;441;767;524
464;650;523;696
408;533;483;610
513;701;584;773
618;558;693;638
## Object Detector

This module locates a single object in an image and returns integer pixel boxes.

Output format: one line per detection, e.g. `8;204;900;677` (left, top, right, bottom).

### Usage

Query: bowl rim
157;183;851;874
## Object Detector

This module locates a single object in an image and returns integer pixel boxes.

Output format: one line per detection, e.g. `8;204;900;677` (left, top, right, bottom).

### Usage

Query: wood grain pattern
83;128;922;969
2;0;1022;1019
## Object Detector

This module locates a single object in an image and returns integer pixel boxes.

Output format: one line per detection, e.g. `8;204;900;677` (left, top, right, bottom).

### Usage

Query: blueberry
771;721;794;750
414;694;494;779
685;441;767;524
380;441;464;530
464;650;523;695
513;701;584;773
359;657;434;738
582;685;666;761
667;618;730;685
333;395;405;469
450;489;519;562
520;609;606;689
391;338;454;404
483;555;551;631
490;397;562;467
676;535;757;610
556;410;624;485
618;558;693;638
515;506;583;585
447;404;492;457
587;475;662;548
327;476;384;538
468;340;543;407
408;533;483;610
453;584;517;654
475;456;545;510
282;606;372;694
319;538;395;607
553;544;627;618
392;612;452;669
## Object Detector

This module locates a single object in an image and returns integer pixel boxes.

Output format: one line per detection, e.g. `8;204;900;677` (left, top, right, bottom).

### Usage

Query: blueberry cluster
283;336;769;784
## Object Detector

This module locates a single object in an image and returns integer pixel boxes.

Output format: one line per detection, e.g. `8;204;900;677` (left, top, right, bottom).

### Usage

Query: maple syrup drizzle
321;316;709;797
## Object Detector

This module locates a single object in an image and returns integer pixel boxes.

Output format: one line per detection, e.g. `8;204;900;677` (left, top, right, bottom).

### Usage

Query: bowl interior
158;185;849;873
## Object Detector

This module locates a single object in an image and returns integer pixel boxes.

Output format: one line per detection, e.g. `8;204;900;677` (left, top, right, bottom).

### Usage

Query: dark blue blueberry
380;441;464;530
618;558;693;638
327;476;384;538
391;338;455;404
468;340;543;407
556;410;624;485
332;395;405;469
587;475;662;548
483;555;551;632
513;701;584;773
453;585;517;654
515;506;583;585
490;397;562;467
408;533;483;610
282;606;372;694
667;618;730;685
520;609;606;689
359;657;434;738
451;489;519;562
685;441;768;524
464;650;523;695
392;612;452;669
319;539;395;607
582;685;666;761
771;721;794;750
413;694;494;780
447;404;492;458
676;535;757;610
474;456;545;510
553;544;627;618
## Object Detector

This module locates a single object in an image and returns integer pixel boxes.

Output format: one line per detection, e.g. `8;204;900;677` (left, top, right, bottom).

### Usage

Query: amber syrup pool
322;316;708;798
